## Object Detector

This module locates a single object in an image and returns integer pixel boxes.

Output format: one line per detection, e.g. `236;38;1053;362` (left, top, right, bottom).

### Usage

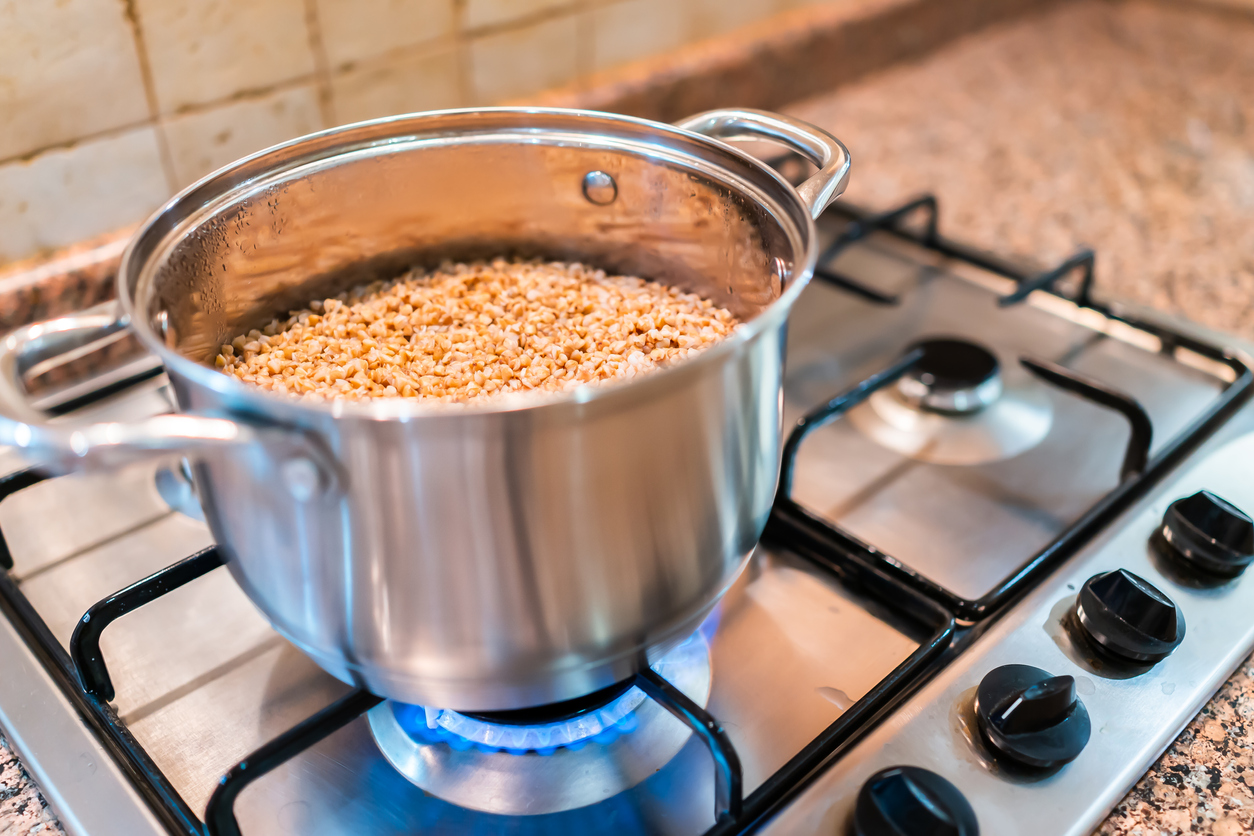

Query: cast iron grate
3;184;1243;830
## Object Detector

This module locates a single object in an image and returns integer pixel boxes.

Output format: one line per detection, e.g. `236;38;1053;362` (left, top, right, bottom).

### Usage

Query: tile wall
0;0;843;266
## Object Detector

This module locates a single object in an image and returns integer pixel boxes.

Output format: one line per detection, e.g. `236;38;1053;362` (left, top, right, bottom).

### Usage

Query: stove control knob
1156;490;1254;578
1075;569;1185;664
853;766;978;836
974;664;1090;769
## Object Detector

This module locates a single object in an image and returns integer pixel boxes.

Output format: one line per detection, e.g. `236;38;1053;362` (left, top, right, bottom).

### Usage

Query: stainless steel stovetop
2;199;1253;836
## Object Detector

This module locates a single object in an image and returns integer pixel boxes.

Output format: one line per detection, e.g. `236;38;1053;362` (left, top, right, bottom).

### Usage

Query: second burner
898;338;1003;415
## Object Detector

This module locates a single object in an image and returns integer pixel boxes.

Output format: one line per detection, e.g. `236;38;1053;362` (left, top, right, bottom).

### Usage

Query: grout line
118;0;178;194
161;73;323;118
453;0;476;105
461;0;586;39
327;32;466;80
0;118;160;168
0;72;325;170
574;0;596;84
461;2;593;103
302;0;338;127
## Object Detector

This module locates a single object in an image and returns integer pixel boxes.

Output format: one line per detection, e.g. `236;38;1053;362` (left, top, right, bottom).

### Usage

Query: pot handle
674;109;851;218
0;304;340;498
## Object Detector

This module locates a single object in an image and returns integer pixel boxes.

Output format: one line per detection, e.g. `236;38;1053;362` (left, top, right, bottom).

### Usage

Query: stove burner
847;338;1054;466
368;630;714;815
461;677;638;727
897;338;1003;415
406;679;647;754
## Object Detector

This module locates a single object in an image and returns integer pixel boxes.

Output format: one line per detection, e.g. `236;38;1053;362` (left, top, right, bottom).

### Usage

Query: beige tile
470;13;582;102
591;0;694;72
331;48;463;124
0;128;169;264
691;0;787;37
0;0;150;161
315;0;455;69
464;0;573;30
162;85;324;188
135;0;315;113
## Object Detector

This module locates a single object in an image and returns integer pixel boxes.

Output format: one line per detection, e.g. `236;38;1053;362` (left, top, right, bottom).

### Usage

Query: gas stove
1;189;1252;836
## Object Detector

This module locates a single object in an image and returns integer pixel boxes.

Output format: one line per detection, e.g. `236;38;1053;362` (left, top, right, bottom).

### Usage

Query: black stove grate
1;188;1244;832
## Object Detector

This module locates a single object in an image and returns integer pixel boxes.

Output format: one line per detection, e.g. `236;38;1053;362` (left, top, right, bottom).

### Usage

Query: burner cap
845;337;1051;465
462;678;638;727
898;338;1003;415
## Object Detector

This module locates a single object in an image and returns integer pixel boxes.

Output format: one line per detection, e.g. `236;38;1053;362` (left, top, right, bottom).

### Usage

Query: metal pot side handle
674;109;851;218
0;307;341;499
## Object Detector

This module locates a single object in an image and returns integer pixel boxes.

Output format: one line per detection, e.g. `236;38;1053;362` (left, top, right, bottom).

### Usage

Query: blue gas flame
394;621;714;756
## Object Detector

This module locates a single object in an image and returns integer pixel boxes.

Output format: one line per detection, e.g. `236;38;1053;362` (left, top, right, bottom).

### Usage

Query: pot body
4;109;847;710
172;308;784;710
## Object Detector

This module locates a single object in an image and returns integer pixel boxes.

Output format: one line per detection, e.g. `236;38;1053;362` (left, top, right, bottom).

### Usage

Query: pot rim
118;106;820;421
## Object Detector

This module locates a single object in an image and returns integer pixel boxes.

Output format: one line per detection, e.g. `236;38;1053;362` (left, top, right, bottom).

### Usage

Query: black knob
1156;490;1254;578
853;766;978;836
974;664;1090;769
1075;569;1185;663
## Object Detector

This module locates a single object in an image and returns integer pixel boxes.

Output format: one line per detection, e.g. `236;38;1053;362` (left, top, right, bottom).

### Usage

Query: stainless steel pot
0;108;848;710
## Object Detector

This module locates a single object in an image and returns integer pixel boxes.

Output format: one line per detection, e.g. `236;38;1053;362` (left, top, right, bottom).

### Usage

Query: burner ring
898;338;1003;415
461;677;638;727
368;631;713;815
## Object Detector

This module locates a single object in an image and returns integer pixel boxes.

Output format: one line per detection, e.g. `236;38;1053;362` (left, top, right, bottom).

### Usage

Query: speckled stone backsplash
788;0;1254;339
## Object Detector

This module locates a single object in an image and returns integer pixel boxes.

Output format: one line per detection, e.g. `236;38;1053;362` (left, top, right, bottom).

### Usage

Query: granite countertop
788;0;1254;340
1100;656;1254;835
0;734;59;836
3;1;1254;834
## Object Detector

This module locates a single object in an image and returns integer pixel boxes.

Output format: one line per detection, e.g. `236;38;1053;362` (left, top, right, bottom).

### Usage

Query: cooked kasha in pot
215;258;740;402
